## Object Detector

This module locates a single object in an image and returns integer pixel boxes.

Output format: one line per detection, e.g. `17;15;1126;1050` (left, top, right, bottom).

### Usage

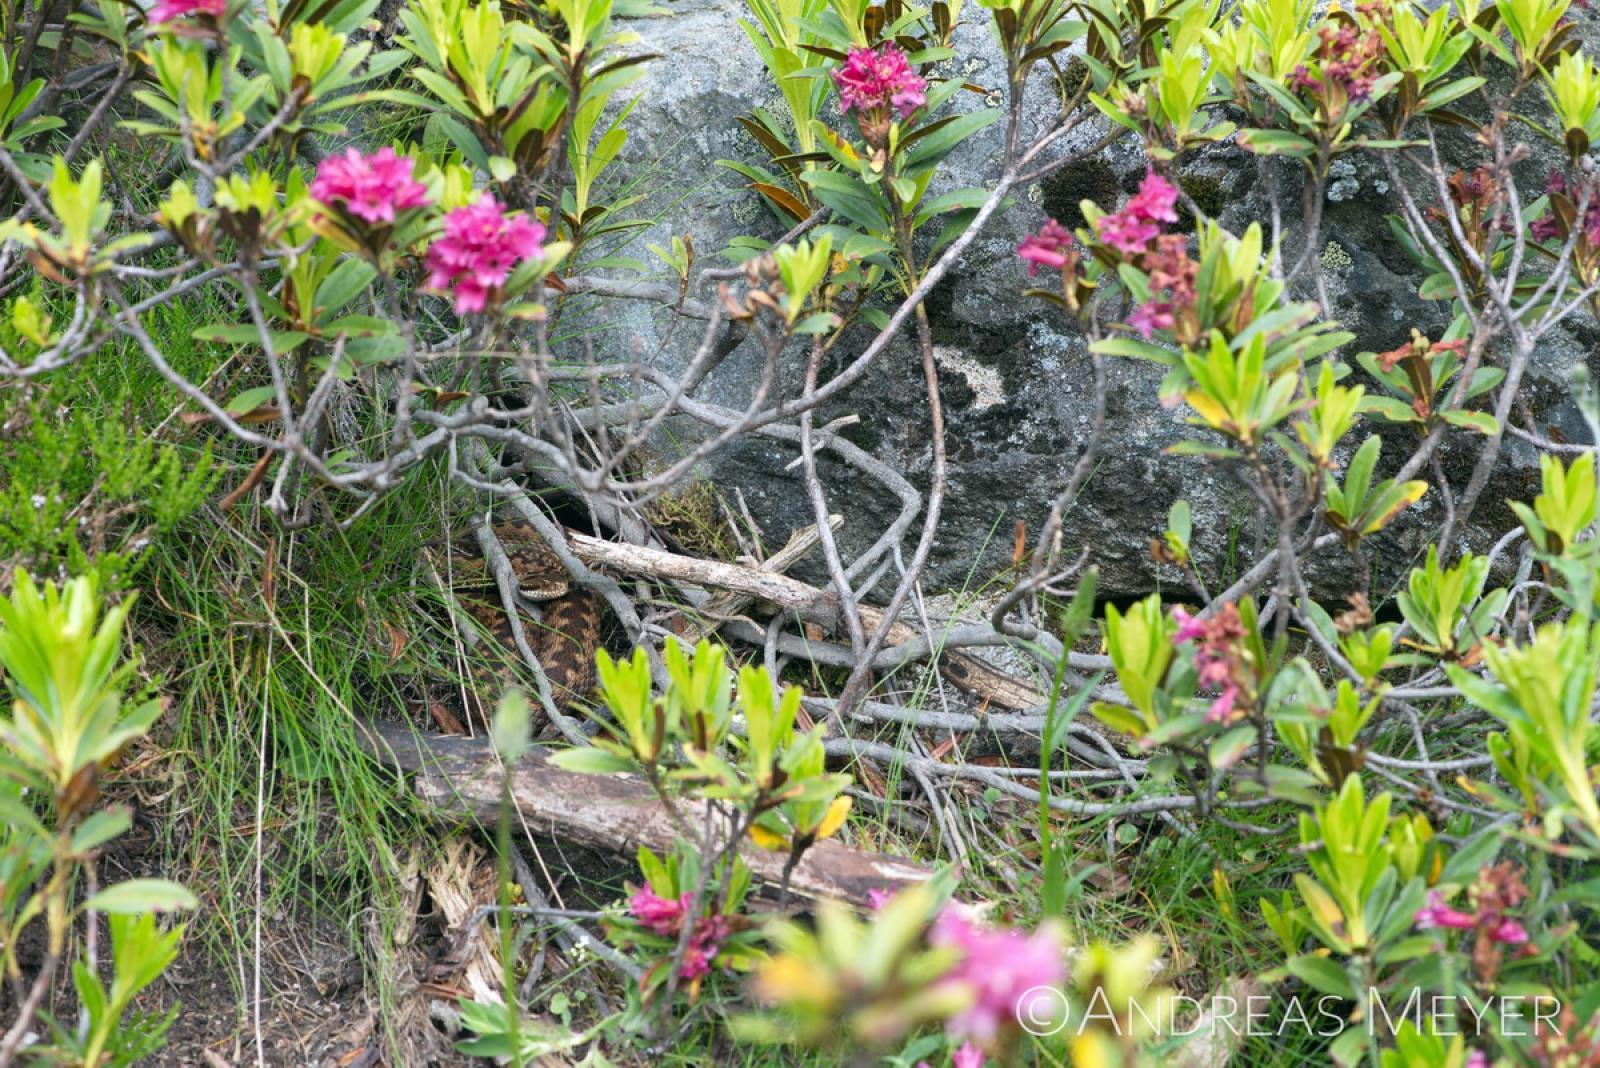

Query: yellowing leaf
1295;874;1344;929
813;796;853;840
753;954;832;1005
1071;1031;1119;1068
1184;388;1230;430
749;824;790;851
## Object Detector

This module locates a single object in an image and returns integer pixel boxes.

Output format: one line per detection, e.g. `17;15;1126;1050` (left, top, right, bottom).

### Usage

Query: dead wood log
354;718;932;908
566;532;1045;711
681;514;844;644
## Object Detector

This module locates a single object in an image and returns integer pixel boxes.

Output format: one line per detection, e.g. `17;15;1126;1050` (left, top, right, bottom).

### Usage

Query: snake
434;522;603;719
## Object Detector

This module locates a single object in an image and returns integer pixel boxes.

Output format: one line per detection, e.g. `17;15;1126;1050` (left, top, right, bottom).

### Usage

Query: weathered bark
354;719;932;907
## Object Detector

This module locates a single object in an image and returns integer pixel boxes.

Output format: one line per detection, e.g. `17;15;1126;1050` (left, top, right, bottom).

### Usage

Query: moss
1175;173;1226;229
645;477;737;561
840;420;884;453
1056;55;1092;112
1039;157;1120;230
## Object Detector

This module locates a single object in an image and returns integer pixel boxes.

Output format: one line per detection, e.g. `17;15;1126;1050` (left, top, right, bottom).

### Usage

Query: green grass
0;279;456;1052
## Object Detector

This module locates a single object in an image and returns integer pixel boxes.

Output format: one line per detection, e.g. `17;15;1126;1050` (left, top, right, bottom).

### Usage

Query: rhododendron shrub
4;0;1600;1061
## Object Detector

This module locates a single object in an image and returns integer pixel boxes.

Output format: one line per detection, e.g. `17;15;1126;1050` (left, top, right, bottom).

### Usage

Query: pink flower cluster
1017;219;1074;276
1415;862;1534;983
1415;890;1527;944
630;886;688;936
1128;233;1197;340
832;43;927;120
1095;171;1179;256
1018;172;1196;338
627;887;730;981
1172;604;1248;723
149;0;225;23
930;906;1068;1049
914;1044;984;1068
423;194;545;315
311;148;431;226
1290;18;1384;104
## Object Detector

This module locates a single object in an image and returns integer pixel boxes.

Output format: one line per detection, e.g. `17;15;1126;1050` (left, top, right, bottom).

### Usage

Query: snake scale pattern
443;522;603;713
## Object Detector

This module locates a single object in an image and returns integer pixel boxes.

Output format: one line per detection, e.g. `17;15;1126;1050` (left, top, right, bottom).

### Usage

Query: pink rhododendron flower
311;147;431;225
1096;211;1164;256
424;194;546;314
1017;219;1074;275
1530;170;1600;246
1207;684;1240;723
1126;171;1180;224
1415;877;1528;951
678;914;732;980
1532;212;1564;242
1128;301;1175;340
149;0;225;23
832;43;927;119
931;907;1067;1046
1171;607;1207;644
1415;890;1481;931
951;1042;985;1068
1093;171;1178;255
1171;603;1249;722
629;887;688;936
1125;233;1197;340
628;887;730;980
1464;1051;1489;1068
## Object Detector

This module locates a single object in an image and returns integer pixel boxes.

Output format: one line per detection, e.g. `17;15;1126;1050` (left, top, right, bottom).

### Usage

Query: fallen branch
354;719;932;908
680;514;845;643
566;530;1047;710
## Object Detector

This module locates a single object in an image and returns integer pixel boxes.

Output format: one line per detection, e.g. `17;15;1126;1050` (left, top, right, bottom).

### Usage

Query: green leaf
1165;441;1244;459
900;109;1000;172
488;155;518;183
1090;701;1148;738
70;805;132;854
1091;336;1181;366
1440;409;1498;434
1236;128;1316;158
83;879;197;914
313;259;377;319
549;747;636;775
1209;726;1257;770
491;689;531;762
1358;395;1421;424
193;323;310;352
1287;954;1357;1000
226;386;279;414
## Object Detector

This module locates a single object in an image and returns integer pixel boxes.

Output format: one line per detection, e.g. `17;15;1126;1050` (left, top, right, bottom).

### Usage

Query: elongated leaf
549;747;636;774
70;805;132;854
84;879;197;914
193;323;310;352
1236;128;1317;158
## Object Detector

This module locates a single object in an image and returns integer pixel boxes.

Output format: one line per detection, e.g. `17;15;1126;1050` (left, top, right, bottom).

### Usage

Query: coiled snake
434;522;602;717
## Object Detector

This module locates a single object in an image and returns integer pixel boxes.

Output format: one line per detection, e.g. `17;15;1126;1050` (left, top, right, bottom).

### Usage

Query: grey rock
578;0;1597;597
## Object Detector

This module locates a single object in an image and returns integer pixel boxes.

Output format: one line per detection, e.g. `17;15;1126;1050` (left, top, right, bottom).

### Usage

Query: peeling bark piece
354;719;932;908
